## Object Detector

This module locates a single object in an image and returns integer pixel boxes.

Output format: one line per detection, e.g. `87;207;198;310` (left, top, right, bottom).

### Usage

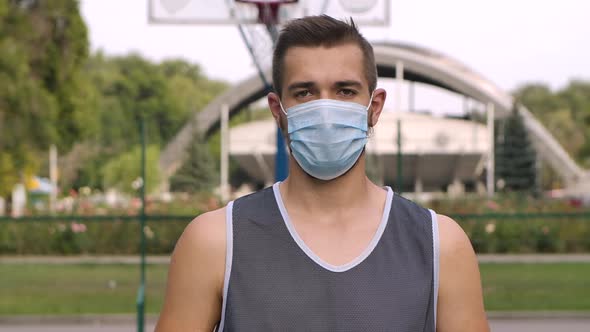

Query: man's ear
368;88;387;127
267;92;283;124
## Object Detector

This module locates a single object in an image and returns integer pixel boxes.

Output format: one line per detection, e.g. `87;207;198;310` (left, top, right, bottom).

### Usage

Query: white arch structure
160;42;587;189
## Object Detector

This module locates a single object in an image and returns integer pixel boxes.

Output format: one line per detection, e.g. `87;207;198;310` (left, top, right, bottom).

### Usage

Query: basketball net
231;0;297;87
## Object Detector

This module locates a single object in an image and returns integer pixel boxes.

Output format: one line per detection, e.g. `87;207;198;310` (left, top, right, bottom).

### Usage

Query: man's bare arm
436;214;489;332
155;207;227;332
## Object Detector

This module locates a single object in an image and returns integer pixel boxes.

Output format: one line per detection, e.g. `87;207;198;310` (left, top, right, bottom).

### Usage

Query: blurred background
0;0;589;331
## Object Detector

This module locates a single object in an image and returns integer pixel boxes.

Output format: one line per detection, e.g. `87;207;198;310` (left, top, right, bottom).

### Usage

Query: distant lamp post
136;117;147;332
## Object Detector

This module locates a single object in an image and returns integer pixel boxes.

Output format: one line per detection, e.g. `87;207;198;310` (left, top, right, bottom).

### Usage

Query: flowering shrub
0;219;190;255
426;193;590;253
2;192;589;254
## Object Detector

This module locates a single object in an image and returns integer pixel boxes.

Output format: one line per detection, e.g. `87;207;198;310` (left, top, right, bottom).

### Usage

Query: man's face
268;42;385;146
267;42;386;179
278;43;372;131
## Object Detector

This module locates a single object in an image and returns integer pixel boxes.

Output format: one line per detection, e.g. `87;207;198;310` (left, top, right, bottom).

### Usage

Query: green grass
0;264;168;315
0;263;589;314
481;262;590;311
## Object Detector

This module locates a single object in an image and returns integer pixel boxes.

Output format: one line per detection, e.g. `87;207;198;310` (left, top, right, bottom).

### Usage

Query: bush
2;191;588;255
0;219;190;255
0;191;218;255
425;192;590;254
453;217;590;254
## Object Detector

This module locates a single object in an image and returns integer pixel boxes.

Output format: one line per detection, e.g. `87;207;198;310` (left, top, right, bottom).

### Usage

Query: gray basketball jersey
216;182;440;331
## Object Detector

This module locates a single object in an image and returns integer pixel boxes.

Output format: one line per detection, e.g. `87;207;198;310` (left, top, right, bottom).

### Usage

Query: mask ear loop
279;100;288;116
366;91;375;111
366;91;376;138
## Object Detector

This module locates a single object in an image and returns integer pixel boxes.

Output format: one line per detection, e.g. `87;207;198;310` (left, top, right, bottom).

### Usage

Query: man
156;15;489;332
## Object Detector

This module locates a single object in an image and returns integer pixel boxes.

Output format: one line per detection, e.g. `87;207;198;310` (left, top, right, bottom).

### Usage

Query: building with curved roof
160;42;589;194
230;110;488;192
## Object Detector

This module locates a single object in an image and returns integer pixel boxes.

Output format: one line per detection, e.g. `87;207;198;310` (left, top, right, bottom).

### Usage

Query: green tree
0;0;92;197
556;80;590;167
169;132;218;193
495;104;537;193
0;1;229;196
514;80;590;168
513;84;562;119
6;0;91;149
84;54;226;149
0;152;17;198
101;145;161;194
65;54;227;190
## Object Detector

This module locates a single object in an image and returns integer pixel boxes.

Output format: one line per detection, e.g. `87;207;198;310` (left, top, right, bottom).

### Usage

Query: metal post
415;176;423;200
486;102;495;197
265;24;288;182
220;104;230;202
275;129;288;181
49;144;57;213
136;117;147;332
395;63;404;193
408;81;415;113
467;97;478;151
535;155;542;197
397;119;403;194
395;61;404;113
236;20;288;181
463;95;469;114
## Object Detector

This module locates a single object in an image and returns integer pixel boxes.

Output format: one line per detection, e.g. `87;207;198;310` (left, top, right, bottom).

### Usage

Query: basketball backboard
148;0;391;26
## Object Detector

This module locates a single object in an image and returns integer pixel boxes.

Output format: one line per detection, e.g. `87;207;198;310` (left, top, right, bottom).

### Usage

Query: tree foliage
169;132;218;193
101;145;161;194
0;0;89;196
0;0;227;198
495;104;537;193
88;55;225;147
72;53;226;190
6;0;587;198
514;81;590;168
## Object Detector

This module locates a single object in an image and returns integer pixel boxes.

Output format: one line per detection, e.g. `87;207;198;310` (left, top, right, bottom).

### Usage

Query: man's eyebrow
334;80;363;88
287;81;315;91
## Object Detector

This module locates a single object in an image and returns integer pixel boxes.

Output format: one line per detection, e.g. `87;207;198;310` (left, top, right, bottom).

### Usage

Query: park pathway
2;318;590;332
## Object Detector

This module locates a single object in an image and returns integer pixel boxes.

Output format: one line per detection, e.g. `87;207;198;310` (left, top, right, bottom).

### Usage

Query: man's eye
295;90;311;98
339;89;357;96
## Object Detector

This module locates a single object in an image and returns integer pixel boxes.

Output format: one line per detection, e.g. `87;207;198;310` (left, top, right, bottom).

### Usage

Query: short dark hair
272;15;377;98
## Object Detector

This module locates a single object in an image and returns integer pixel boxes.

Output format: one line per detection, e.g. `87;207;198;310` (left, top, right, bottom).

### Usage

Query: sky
80;0;590;114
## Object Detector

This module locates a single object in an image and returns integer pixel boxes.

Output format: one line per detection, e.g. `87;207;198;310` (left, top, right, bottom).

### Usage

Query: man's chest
293;219;380;266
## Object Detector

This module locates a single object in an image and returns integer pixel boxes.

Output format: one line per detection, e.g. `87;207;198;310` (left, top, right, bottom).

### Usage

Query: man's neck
280;156;379;214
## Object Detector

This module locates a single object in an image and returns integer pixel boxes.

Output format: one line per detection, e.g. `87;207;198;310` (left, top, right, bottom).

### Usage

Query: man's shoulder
388;193;471;253
178;207;228;257
231;186;277;219
391;192;433;226
435;214;490;331
436;214;474;259
233;185;275;205
391;191;429;209
186;206;227;236
180;185;275;246
156;207;228;331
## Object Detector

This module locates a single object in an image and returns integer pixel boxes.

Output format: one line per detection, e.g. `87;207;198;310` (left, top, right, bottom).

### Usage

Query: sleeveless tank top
216;182;440;331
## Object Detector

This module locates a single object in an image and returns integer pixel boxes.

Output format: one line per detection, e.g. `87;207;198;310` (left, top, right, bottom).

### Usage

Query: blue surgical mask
280;95;373;180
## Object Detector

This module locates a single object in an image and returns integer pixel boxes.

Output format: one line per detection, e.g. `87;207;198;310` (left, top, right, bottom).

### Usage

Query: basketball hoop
150;0;390;26
236;0;298;25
